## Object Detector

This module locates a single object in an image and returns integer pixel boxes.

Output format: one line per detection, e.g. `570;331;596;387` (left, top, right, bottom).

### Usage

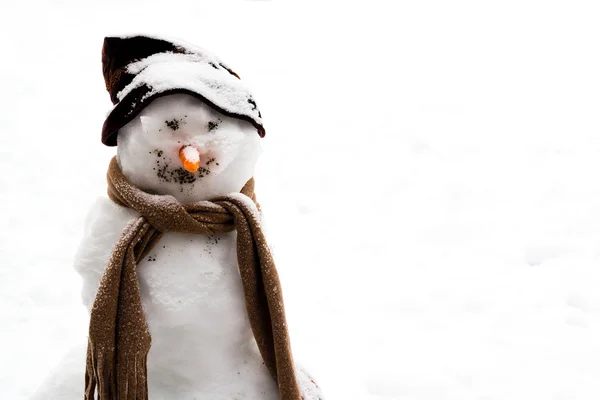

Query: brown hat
101;35;265;146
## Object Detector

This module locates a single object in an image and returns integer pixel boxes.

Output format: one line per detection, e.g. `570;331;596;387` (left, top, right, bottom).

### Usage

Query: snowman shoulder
73;196;139;310
83;196;139;234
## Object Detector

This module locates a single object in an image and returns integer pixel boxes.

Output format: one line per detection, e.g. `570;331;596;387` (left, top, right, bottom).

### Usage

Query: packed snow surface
3;1;600;399
117;52;263;128
181;145;200;163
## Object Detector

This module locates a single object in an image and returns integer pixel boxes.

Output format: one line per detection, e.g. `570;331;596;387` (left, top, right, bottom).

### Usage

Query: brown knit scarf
85;156;301;400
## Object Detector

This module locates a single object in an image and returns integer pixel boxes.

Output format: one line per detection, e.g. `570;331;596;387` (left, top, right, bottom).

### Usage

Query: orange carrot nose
179;145;201;173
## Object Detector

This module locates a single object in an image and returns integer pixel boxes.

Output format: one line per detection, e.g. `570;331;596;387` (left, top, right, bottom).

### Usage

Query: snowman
31;35;323;400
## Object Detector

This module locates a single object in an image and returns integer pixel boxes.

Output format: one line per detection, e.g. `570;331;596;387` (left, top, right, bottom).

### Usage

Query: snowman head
100;35;266;202
117;93;262;203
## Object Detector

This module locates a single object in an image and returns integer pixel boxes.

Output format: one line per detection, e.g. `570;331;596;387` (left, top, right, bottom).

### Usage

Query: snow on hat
101;35;265;146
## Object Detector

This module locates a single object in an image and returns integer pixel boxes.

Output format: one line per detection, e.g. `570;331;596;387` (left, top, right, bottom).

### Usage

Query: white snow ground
2;0;600;399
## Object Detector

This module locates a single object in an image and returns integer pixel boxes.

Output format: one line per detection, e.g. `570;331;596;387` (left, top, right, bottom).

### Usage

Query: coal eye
165;116;186;132
207;119;221;132
165;119;181;131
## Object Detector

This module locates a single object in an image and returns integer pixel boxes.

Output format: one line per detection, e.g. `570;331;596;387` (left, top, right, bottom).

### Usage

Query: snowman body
76;200;279;399
77;93;280;399
30;94;323;399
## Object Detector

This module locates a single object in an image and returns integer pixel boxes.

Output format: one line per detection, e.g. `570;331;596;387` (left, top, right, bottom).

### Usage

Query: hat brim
102;86;265;146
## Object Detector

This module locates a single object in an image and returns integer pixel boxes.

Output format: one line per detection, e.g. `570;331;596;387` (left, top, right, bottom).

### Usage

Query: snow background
2;0;600;399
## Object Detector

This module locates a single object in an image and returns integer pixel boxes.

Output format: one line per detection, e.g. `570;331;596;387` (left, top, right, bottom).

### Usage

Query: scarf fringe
85;341;114;400
86;341;148;400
